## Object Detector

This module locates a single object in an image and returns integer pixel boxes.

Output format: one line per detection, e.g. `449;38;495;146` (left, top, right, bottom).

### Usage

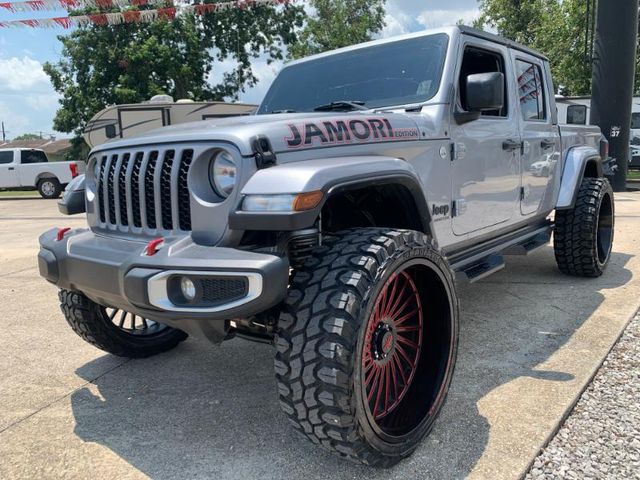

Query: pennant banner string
0;0;290;13
0;0;294;27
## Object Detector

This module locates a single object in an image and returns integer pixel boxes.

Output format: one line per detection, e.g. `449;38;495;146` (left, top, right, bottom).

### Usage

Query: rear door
511;52;560;215
0;150;18;187
450;38;521;235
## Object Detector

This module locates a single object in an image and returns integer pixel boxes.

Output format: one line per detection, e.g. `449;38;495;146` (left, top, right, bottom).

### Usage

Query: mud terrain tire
274;228;458;466
59;289;187;358
554;178;614;277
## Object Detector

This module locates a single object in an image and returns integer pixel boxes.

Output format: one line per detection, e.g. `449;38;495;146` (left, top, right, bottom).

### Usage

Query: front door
451;40;521;236
512;53;560;215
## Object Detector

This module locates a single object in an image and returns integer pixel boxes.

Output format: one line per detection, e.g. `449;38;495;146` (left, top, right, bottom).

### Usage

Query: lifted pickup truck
39;26;614;466
0;148;83;198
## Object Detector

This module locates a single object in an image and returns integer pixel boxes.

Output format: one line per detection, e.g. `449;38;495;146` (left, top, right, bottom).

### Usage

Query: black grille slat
159;150;175;230
131;152;144;228
97;156;107;223
178;150;194;230
117;153;131;226
106;154;118;224
144;151;159;229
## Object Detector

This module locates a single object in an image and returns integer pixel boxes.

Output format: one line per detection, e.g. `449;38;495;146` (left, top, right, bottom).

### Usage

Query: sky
0;0;479;139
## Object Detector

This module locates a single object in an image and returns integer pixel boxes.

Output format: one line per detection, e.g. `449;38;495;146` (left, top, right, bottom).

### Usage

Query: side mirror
466;72;504;111
455;72;505;124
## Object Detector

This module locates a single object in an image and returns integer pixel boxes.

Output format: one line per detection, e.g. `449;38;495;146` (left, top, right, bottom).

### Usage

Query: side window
516;60;547;121
20;150;48;164
0;151;13;164
567;105;587;125
631;113;640;129
459;47;508;117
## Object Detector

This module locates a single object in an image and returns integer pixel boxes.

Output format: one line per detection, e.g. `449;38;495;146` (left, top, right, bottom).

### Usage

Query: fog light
180;276;196;301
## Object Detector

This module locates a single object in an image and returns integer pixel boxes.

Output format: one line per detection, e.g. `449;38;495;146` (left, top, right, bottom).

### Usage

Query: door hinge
452;199;467;217
520;186;525;201
252;135;277;169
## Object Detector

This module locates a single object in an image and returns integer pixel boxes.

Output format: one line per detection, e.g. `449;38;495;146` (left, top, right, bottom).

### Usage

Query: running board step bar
502;231;551;256
455;254;505;283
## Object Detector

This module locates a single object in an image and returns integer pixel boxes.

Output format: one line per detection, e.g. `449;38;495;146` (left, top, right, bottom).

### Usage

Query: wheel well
321;183;429;234
583;160;600;178
36;173;58;184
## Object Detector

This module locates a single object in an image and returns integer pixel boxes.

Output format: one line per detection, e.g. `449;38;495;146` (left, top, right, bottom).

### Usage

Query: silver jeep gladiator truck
38;26;614;466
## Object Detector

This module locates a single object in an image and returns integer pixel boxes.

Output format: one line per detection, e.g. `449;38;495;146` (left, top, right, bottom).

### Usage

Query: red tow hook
56;227;71;241
145;238;165;256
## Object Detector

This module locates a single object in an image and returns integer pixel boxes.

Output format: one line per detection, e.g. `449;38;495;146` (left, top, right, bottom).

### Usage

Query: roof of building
0;138;72;155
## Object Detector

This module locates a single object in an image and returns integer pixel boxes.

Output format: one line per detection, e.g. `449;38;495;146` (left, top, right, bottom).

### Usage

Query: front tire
274;229;459;466
59;289;187;358
38;178;62;199
554;177;614;277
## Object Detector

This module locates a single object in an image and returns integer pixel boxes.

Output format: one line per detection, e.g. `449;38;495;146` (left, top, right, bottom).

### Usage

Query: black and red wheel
59;289;187;358
275;228;459;466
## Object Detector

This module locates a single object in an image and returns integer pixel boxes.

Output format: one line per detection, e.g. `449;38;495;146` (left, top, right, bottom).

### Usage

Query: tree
44;3;304;156
476;0;640;96
12;133;42;141
289;0;386;59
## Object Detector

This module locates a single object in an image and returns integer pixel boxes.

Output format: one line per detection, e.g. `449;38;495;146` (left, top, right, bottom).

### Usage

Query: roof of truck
285;26;548;68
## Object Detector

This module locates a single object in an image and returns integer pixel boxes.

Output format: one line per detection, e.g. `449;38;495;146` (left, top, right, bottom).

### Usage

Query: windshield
257;34;449;114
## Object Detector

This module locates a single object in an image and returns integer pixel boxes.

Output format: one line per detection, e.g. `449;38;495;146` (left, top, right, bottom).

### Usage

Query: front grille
93;148;195;233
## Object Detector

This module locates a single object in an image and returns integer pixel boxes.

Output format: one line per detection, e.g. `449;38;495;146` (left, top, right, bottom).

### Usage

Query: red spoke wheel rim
362;270;423;421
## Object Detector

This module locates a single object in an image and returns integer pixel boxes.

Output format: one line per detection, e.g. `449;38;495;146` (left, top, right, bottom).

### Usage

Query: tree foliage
12;133;42;141
289;0;386;59
44;3;304;153
476;0;639;96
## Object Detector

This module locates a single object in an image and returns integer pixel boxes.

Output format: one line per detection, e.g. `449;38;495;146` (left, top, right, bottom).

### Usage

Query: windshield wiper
313;100;367;112
271;109;297;113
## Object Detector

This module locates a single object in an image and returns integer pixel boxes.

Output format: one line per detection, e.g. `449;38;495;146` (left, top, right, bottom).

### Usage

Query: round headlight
209;150;237;198
93;160;101;179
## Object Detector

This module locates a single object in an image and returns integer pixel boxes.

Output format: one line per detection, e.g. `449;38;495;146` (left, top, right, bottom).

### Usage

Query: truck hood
90;109;443;157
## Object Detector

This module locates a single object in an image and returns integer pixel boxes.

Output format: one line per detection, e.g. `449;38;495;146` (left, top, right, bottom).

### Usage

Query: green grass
628;170;640;180
0;190;39;197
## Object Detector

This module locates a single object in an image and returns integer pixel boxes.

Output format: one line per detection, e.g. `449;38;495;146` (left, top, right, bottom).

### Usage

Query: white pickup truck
0;148;84;198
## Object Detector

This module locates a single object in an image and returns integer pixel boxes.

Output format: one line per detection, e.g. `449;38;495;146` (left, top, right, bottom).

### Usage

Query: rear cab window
516;59;547;121
20;150;49;164
567;105;588;125
0;151;13;164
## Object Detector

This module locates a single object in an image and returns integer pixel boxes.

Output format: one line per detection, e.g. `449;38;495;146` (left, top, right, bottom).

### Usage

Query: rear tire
274;228;458;466
59;289;187;358
554;178;614;277
38;178;62;199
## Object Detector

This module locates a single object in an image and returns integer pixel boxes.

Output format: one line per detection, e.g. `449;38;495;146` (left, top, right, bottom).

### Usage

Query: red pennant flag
195;3;217;15
26;0;46;10
20;19;40;27
89;13;108;25
53;16;73;28
95;0;113;8
130;0;149;5
122;9;141;23
58;0;79;7
0;2;14;11
157;7;176;20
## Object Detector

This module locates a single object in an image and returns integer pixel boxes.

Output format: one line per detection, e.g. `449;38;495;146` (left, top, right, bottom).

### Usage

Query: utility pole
1;121;5;143
590;0;639;192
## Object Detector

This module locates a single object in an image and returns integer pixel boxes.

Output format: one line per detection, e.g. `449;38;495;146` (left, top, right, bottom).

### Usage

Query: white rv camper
83;96;257;148
556;95;640;169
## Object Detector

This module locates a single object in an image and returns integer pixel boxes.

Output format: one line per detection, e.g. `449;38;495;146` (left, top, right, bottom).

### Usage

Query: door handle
8;167;14;171
541;139;556;149
502;139;522;152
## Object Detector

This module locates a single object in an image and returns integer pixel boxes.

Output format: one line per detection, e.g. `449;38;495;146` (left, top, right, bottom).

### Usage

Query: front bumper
38;228;289;343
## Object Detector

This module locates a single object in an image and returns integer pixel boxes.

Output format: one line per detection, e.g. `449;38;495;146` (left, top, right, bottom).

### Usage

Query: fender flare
556;146;602;210
229;156;432;233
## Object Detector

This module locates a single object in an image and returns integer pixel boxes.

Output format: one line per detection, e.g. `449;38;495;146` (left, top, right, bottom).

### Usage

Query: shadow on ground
69;248;633;480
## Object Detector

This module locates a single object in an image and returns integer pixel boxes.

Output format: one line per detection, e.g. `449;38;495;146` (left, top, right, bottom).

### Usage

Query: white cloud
0;56;51;92
416;8;480;29
0;100;31;137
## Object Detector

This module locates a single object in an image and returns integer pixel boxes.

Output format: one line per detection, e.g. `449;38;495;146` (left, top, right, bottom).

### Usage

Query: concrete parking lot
0;194;639;480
